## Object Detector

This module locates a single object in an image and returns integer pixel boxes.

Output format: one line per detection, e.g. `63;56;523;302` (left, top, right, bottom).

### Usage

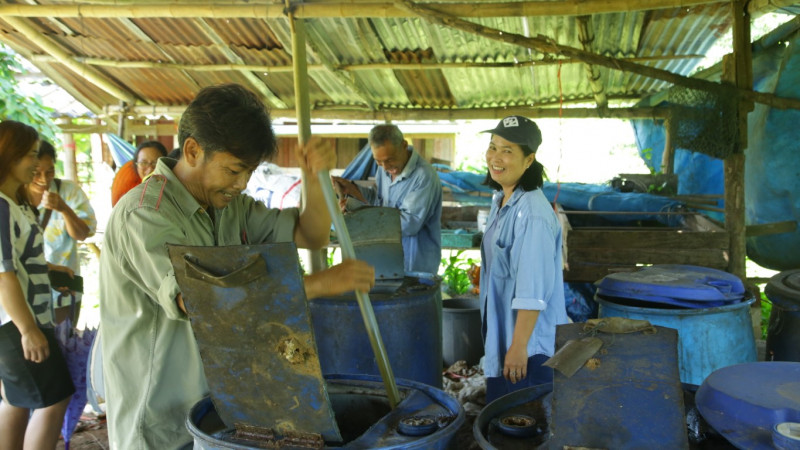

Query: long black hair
482;143;545;192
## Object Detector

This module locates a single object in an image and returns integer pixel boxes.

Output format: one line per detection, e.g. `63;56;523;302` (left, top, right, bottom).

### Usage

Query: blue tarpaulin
631;18;800;270
103;133;136;167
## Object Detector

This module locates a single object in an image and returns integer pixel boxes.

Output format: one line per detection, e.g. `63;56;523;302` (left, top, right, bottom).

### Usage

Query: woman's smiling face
485;134;535;191
11;141;41;188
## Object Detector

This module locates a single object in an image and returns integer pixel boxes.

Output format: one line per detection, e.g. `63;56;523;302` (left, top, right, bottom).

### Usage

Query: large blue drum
187;374;464;449
595;265;757;385
309;273;443;388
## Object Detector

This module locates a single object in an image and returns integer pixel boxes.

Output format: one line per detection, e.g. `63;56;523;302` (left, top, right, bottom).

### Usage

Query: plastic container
309;273;443;388
442;297;483;367
596;265;757;385
765;269;800;362
695;362;800;449
474;382;733;449
187;374;465;449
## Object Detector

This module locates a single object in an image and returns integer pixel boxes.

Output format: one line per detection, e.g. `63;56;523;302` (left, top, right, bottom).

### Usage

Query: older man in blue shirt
333;125;442;274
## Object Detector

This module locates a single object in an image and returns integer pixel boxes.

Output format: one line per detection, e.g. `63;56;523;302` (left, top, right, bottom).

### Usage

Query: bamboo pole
3;16;138;105
30;53;706;72
289;8;401;411
396;0;800;111
108;104;673;120
0;1;728;19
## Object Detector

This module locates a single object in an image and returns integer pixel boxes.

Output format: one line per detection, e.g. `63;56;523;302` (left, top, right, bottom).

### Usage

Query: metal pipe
316;170;401;408
288;9;400;408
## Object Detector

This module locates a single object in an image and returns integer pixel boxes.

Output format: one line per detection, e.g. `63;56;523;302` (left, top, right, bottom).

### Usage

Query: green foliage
439;250;477;295
640;147;658;175
326;247;339;267
760;291;772;340
0;45;60;142
455;160;484;174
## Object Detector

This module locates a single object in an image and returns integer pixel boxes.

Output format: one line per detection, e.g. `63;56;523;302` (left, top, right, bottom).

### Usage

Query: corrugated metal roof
0;0;792;122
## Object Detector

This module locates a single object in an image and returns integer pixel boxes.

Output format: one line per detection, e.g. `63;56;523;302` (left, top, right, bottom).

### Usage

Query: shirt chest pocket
490;239;513;280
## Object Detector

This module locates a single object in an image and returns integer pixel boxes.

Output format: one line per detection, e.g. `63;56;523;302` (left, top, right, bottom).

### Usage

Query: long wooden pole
724;0;751;280
31;53;707;72
110;105;672;121
0;1;727;19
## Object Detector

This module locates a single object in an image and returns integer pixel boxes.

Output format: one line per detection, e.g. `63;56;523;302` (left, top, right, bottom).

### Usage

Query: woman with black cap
479;116;569;403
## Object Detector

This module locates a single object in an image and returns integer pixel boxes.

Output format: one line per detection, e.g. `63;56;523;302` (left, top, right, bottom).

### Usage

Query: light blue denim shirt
479;187;568;378
358;150;442;274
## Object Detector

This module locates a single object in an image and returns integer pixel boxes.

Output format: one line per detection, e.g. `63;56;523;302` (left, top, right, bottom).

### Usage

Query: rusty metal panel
166;242;341;443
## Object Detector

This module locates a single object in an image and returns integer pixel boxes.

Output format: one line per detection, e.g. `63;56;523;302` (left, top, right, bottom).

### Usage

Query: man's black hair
178;83;276;167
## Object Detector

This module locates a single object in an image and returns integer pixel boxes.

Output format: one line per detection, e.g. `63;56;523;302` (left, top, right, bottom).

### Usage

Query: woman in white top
0;120;75;449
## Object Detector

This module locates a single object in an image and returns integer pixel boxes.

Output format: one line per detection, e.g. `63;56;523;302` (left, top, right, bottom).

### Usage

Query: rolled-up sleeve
510;215;557;311
117;207;187;321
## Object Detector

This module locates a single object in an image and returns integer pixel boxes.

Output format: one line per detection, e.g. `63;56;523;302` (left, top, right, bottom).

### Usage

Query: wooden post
60;132;78;182
723;0;752;281
661;117;675;175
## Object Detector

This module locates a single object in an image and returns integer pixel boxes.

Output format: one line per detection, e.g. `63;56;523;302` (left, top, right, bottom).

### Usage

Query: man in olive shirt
99;84;375;449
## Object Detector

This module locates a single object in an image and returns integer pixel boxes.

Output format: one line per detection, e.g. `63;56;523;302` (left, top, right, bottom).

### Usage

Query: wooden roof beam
0;1;728;19
396;0;800;111
3;16;139;105
576;15;608;110
280;19;377;110
30;53;706;72
194;18;288;109
116;17;204;92
105;104;671;121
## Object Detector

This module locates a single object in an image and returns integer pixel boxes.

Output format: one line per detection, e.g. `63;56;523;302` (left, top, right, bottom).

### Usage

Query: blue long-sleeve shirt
358;150;442;274
479;187;569;378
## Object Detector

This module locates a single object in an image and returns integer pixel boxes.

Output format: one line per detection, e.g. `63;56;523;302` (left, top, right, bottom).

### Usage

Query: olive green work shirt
99;158;299;450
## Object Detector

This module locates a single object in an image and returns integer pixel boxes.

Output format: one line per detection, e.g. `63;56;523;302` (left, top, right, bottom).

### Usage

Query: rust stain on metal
278;336;307;364
585;358;601;370
232;423;324;449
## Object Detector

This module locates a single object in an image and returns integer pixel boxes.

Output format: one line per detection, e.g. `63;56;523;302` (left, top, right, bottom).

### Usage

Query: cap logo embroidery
503;117;519;128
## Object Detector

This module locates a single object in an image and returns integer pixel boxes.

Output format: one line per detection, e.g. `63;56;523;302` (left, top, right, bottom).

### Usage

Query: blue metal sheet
166;242;341;443
342;206;404;281
549;322;689;449
696;362;800;450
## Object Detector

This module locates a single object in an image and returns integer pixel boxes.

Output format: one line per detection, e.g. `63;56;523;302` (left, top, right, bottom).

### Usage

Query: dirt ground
56;412;108;450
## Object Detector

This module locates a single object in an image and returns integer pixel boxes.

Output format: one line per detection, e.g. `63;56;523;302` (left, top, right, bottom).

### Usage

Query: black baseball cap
481;116;542;152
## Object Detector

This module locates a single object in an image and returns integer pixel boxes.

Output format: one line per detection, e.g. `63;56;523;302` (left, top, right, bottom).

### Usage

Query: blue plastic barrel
187;374;464;449
595;265;757;386
695;362;800;449
473;383;553;449
309;273;443;388
596;294;756;386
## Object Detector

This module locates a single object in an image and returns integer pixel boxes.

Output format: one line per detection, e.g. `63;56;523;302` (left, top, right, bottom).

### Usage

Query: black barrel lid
765;269;800;311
